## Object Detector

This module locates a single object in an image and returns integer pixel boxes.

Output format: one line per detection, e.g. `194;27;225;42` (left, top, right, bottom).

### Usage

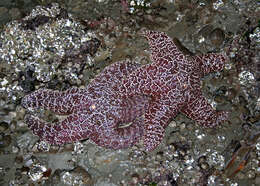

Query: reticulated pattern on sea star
22;61;150;149
22;30;229;151
112;30;229;151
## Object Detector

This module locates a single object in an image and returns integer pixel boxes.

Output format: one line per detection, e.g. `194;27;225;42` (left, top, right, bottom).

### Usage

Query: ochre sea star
22;30;229;151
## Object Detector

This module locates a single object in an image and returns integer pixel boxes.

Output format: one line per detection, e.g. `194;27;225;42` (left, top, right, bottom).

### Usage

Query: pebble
209;28;225;47
246;169;256;179
0;121;9;132
28;164;48;181
200;162;209;170
60;166;93;185
0;134;11;148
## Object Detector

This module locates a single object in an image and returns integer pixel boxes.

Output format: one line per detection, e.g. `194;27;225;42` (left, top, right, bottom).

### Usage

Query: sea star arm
193;53;227;76
24;112;93;145
21;88;86;115
143;101;177;151
24;94;150;147
21;60;145;147
21;60;141;115
181;91;229;127
141;30;185;65
89;60;141;92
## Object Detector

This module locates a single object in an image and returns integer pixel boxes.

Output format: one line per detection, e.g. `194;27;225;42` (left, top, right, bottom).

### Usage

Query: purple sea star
22;30;229;151
22;61;150;149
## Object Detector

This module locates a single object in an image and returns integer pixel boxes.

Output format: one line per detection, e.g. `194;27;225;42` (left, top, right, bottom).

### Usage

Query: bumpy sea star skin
116;30;229;151
22;30;229;151
22;61;150;149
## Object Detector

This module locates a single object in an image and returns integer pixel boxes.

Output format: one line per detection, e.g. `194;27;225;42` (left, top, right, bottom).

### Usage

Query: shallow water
0;0;259;185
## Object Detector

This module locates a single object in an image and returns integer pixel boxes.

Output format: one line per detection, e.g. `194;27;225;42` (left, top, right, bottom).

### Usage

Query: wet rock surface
0;0;259;185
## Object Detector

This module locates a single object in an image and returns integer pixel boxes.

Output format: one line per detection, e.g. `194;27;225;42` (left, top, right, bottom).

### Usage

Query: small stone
25;158;34;167
200;162;209;170
15;106;26;120
167;143;176;152
131;173;140;184
12;145;20;153
61;166;93;185
180;122;186;130
198;156;207;164
16;120;27;128
166;132;177;145
210;28;225;47
246;169;256;179
0;121;9;132
169;120;177;128
0;134;12;148
15;155;23;164
179;149;186;157
156;151;164;161
28;164;48;181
